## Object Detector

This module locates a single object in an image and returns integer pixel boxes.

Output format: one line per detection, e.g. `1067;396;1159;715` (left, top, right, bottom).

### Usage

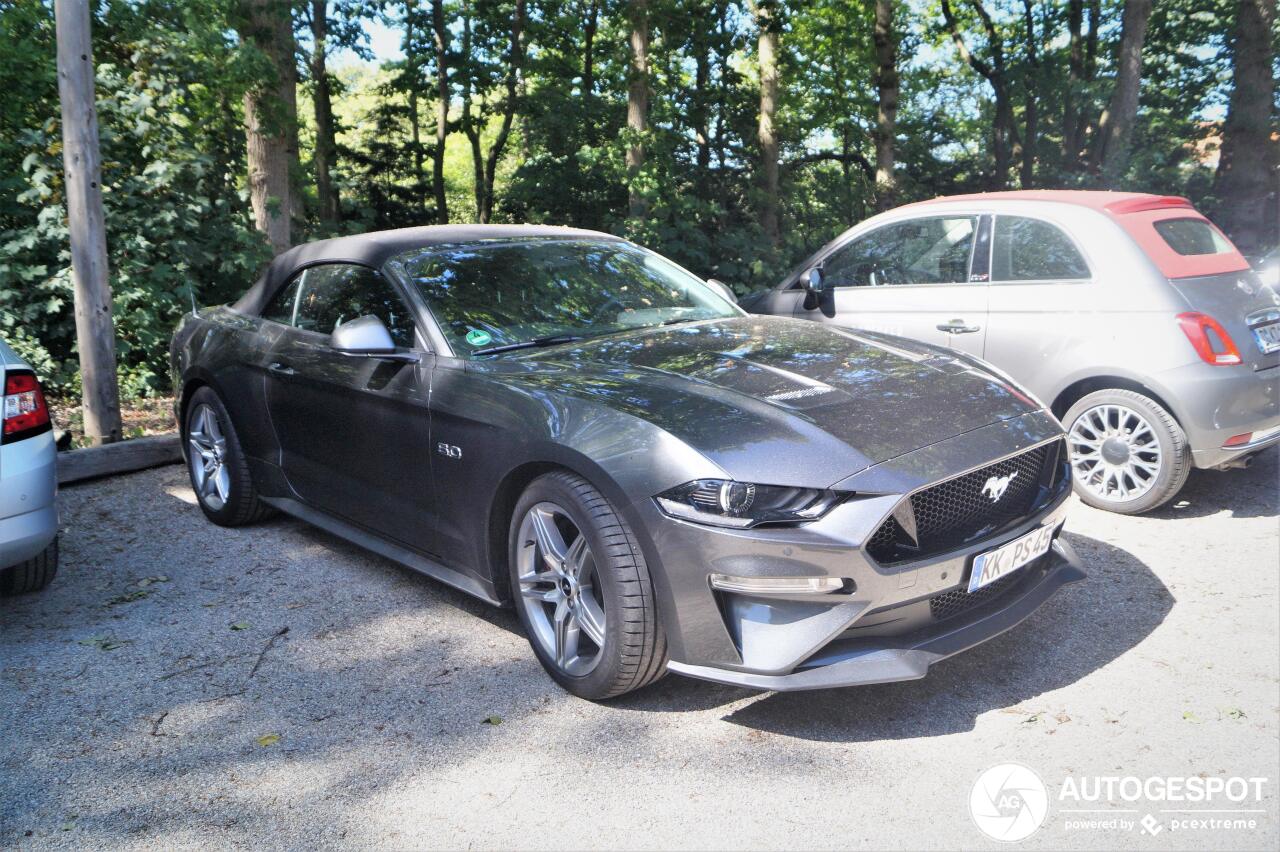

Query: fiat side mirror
801;266;825;294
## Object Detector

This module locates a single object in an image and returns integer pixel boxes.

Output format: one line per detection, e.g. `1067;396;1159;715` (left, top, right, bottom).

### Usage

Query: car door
794;214;990;357
982;213;1093;399
263;263;438;556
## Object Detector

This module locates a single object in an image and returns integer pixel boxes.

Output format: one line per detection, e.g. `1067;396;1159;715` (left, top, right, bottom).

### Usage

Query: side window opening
822;216;979;288
292;264;416;347
991;216;1090;282
261;273;304;326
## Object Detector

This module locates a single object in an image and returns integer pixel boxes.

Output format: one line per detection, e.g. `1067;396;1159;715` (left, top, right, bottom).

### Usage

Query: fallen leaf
481;715;503;726
106;589;150;606
1224;707;1246;720
136;575;170;588
1183;711;1201;723
1022;713;1042;725
1055;713;1071;724
256;733;280;747
77;635;128;651
230;622;250;631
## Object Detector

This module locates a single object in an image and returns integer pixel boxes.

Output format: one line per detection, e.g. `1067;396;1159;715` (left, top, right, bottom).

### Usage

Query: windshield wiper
472;334;584;356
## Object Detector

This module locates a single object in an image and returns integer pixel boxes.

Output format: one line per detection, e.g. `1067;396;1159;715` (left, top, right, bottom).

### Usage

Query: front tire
1064;388;1191;514
508;471;667;700
0;538;58;596
184;387;273;527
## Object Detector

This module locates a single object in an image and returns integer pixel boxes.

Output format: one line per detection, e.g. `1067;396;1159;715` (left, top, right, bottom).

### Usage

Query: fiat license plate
1253;321;1280;355
968;524;1056;592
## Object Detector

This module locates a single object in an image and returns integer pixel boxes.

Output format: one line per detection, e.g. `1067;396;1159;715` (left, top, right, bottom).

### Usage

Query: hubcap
515;503;607;677
1068;403;1163;503
188;403;231;511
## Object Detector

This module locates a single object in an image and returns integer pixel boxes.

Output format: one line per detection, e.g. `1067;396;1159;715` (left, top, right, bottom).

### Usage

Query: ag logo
969;763;1048;842
981;472;1017;503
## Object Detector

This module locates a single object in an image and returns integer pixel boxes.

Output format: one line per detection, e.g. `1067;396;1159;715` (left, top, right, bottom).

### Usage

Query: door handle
936;319;981;334
267;362;296;376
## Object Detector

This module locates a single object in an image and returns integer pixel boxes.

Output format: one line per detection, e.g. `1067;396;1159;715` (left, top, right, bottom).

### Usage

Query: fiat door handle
267;362;295;376
937;319;981;334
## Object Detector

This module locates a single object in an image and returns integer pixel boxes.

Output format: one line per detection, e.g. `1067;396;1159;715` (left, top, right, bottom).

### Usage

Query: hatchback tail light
2;370;52;444
1177;312;1242;366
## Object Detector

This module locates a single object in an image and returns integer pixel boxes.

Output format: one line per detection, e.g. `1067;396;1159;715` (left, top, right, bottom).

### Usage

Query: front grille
865;440;1064;566
929;572;1021;622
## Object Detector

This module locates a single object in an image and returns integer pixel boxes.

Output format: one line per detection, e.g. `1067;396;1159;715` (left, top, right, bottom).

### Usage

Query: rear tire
1063;389;1191;514
508;471;667;700
183;387;274;527
0;538;58;596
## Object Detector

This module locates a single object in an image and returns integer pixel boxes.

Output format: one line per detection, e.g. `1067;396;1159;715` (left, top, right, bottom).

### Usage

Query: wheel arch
1050;374;1183;428
482;448;647;607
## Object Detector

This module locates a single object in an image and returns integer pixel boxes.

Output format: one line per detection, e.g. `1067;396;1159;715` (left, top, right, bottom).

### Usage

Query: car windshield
389;238;740;355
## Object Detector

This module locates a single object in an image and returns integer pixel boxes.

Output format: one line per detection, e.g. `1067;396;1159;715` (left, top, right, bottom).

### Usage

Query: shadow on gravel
617;532;1172;742
1146;445;1278;521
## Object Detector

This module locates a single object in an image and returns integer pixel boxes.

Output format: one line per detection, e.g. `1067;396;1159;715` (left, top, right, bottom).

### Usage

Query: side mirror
706;278;738;304
331;316;419;362
801;266;825;294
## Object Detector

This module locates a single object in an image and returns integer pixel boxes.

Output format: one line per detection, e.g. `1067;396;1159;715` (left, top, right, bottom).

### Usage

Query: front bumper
637;412;1082;691
669;538;1084;691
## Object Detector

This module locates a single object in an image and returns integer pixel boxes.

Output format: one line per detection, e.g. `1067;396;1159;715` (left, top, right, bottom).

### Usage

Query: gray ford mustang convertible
170;225;1085;700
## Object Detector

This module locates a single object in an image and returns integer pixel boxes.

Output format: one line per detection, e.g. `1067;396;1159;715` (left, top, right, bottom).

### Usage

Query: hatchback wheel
1064;389;1190;514
508;471;667;700
184;387;273;526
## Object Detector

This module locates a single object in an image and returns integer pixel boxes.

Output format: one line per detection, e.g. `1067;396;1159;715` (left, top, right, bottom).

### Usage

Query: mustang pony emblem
981;472;1018;503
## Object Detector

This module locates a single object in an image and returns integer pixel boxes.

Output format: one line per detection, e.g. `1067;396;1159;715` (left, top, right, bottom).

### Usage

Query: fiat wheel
1064;389;1190;515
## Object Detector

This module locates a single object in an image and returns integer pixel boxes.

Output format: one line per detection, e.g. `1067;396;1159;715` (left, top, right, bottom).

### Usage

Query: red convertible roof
907;191;1249;278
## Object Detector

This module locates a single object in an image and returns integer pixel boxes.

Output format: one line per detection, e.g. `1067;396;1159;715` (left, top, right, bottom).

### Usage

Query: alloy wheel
1068;403;1163;503
515;502;607;677
187;403;231;511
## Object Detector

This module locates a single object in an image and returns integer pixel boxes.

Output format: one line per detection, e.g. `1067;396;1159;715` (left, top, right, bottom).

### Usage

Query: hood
479;316;1041;486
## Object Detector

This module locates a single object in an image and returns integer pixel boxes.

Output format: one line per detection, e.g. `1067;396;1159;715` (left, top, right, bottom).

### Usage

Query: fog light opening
708;574;850;595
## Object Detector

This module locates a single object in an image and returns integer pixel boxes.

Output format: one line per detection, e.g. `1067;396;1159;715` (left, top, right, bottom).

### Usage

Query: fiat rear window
1153;219;1234;256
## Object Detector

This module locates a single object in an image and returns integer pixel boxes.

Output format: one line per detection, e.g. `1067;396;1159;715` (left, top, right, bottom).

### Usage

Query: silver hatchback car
746;191;1280;514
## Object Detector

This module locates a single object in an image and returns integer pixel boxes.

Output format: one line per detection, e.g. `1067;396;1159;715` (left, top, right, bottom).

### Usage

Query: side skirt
260;495;503;607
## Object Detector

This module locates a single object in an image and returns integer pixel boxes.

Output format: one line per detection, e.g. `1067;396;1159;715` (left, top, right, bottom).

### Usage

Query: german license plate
968;524;1056;592
1253;321;1280;355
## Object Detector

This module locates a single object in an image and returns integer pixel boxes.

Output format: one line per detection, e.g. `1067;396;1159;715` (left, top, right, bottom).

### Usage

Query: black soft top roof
232;224;620;315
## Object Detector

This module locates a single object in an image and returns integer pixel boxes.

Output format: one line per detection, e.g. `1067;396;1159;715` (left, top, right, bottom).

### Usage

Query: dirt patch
48;396;176;447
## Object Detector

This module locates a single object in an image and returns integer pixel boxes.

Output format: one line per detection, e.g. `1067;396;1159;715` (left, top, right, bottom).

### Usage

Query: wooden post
55;0;121;445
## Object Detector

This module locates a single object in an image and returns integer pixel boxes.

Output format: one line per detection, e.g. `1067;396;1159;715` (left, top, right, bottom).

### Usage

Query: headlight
654;479;844;529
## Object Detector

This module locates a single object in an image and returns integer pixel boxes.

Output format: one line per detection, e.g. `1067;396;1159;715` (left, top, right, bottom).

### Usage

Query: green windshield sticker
465;328;493;347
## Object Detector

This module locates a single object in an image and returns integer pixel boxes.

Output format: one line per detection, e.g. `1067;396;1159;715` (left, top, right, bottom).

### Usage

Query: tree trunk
54;0;121;445
1212;0;1278;254
239;0;297;254
405;10;426;215
431;0;450;223
479;0;525;223
582;0;598;142
756;1;780;246
692;9;711;176
1019;0;1038;187
941;0;1015;189
460;4;484;220
626;0;649;218
1088;0;1152;182
1062;0;1083;163
310;0;339;225
872;0;898;208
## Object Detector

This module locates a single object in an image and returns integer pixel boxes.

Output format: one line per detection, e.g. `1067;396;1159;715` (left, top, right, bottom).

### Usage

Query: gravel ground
2;449;1277;850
